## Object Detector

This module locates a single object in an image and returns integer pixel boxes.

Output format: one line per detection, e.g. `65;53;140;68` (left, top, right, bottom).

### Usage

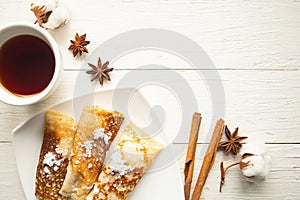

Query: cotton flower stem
219;161;240;192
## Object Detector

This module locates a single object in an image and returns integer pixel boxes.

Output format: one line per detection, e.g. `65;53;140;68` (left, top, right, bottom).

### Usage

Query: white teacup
0;22;62;105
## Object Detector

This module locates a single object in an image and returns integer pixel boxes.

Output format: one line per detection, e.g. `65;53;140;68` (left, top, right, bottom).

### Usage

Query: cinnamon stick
184;112;202;200
191;119;225;200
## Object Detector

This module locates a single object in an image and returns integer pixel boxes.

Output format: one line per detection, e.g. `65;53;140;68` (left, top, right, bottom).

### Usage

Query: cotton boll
239;138;271;183
30;0;69;30
31;0;58;12
240;154;271;183
43;6;69;29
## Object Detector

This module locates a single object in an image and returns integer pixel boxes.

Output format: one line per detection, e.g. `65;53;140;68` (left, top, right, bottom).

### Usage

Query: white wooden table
1;0;300;199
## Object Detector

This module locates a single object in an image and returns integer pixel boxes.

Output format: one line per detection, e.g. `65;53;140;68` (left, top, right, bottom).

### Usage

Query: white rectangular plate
12;88;184;200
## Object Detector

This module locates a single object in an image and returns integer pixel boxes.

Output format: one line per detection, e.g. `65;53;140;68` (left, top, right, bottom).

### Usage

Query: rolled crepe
86;123;163;200
60;105;124;200
35;110;77;200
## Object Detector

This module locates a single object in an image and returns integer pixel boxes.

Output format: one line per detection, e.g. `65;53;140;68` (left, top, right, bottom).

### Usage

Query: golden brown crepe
59;105;124;200
86;123;163;200
35;110;77;200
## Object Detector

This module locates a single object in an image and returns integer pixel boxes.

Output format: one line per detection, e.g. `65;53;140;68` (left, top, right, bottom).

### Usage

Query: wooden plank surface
0;0;300;70
1;0;300;199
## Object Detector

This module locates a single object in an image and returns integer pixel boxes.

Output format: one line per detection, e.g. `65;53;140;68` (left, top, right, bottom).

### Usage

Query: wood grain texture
0;0;299;199
0;0;300;70
0;143;25;199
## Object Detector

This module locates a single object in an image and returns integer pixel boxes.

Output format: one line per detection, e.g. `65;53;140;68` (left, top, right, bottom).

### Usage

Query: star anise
218;126;248;155
30;5;52;28
68;33;90;57
86;57;113;86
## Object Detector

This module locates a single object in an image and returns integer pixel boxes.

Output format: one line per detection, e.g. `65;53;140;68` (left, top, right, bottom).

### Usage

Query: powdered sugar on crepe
43;152;64;167
93;128;110;145
109;150;133;176
82;141;93;158
42;152;65;176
